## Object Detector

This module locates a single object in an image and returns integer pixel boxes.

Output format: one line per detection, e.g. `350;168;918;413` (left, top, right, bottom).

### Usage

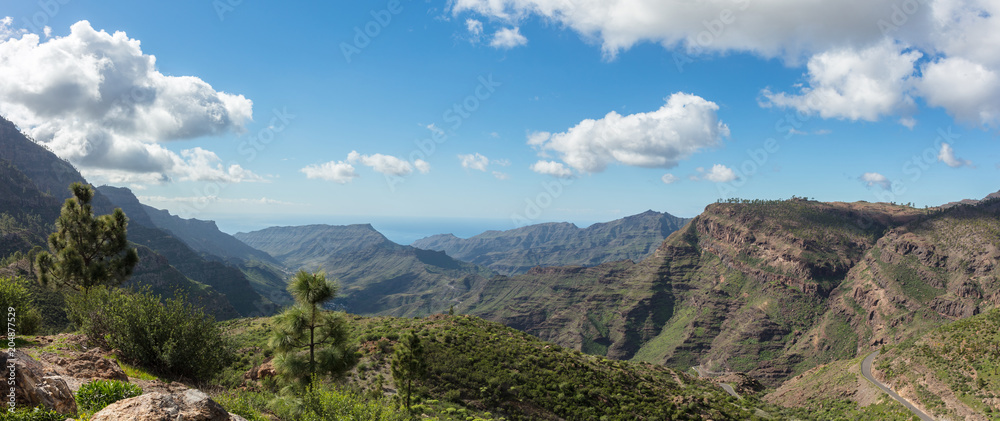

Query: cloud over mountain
0;20;256;183
528;93;728;174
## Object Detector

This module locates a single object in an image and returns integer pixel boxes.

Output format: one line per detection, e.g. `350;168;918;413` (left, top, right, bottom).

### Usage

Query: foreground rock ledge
0;349;77;415
90;389;247;421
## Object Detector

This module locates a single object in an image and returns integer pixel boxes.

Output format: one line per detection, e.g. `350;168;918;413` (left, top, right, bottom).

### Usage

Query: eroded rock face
90;389;246;421
0;349;77;415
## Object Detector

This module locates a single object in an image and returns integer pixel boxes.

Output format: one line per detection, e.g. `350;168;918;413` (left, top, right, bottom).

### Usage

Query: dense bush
68;286;232;381
75;379;143;413
0;277;42;335
0;407;67;421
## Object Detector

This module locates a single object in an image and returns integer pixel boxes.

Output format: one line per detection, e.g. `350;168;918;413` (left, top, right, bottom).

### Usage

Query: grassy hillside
222;313;763;420
875;307;1000;419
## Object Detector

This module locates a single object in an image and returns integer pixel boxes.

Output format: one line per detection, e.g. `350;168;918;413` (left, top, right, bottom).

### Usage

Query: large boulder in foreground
90;389;246;421
0;349;77;415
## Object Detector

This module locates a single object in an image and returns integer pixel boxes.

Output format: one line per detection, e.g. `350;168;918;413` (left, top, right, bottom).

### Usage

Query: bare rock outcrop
41;348;128;383
242;358;275;382
90;389;246;421
0;349;77;415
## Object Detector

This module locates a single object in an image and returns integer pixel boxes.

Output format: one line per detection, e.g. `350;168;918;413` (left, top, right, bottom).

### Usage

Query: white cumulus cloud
530;160;574;178
458;153;490;171
937;142;972;168
699;165;738;183
347;151;418;176
449;0;1000;128
301;161;358;184
661;173;679;184
917;57;1000;127
490;27;528;49
466;18;484;38
761;40;921;122
860;172;891;189
0;20;254;183
529;93;728;173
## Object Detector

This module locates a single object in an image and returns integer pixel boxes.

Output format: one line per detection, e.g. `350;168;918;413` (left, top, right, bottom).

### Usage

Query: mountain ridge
236;224;493;316
412;209;690;275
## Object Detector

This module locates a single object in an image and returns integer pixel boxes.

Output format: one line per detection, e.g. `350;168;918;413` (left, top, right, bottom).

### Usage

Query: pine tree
391;329;426;411
35;183;138;296
268;270;355;391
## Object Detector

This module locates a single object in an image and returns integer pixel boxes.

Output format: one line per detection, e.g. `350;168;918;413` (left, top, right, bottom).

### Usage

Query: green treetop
35;183;138;296
268;270;356;391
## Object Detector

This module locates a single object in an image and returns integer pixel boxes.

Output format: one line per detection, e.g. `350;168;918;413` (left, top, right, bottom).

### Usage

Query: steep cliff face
413;210;689;275
830;199;1000;352
464;199;1000;387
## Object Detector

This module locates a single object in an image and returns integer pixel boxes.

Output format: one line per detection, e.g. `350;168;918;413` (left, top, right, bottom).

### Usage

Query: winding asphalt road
861;350;935;421
693;365;740;399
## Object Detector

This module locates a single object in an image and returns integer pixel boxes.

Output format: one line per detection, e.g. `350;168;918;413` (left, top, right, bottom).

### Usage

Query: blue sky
1;0;998;242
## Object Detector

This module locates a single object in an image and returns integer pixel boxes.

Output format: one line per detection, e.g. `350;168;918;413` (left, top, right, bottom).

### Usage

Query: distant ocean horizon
212;214;603;245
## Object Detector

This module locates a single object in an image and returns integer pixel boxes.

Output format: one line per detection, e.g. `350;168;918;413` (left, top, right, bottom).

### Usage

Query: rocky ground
7;334;244;420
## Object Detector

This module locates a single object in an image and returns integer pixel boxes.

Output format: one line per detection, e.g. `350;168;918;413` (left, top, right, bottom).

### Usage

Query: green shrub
213;389;271;421
75;379;143;413
0;277;42;335
68;286;232;381
0;407;67;421
269;384;407;421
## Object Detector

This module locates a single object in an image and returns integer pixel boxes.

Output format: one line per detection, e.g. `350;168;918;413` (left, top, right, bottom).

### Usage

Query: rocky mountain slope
0;116;259;320
98;186;291;307
413;210;690;275
458;198;1000;390
99;186;279;266
237;224;495;316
